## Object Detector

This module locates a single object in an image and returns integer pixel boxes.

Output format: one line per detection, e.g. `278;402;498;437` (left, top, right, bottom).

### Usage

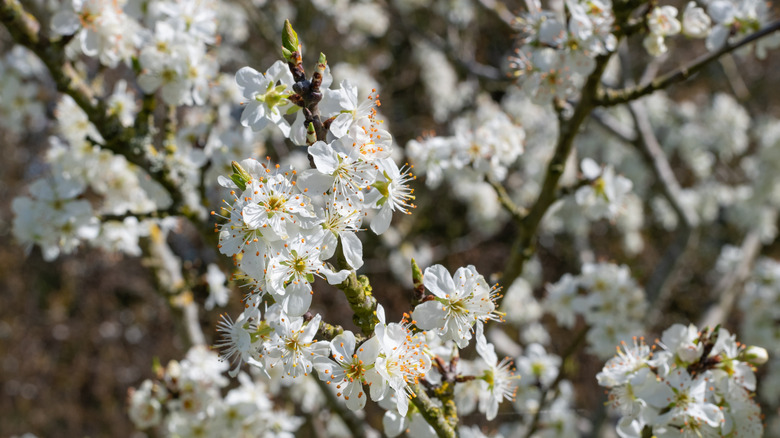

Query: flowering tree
2;0;780;436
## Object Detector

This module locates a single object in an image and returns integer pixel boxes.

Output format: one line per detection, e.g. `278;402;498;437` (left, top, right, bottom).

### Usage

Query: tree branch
698;231;762;329
487;175;527;223
597;19;780;106
410;381;458;438
626;100;701;322
501;53;613;287
0;0;189;213
314;378;371;438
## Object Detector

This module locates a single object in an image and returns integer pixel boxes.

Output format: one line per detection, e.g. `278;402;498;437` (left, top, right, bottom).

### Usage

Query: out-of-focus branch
627;100;701;322
487;175;527;223
501;53;613;287
0;0;189;213
719;54;751;101
698;231;762;329
475;0;516;27
314;378;372;438
144;223;207;347
597;19;780;106
590;109;636;143
522;327;587;438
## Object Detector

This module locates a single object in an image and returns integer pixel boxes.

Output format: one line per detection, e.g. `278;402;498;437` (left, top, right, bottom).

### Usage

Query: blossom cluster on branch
3;0;780;436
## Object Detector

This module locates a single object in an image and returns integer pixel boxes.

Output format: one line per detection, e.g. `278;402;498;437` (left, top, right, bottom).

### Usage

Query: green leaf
282;20;300;61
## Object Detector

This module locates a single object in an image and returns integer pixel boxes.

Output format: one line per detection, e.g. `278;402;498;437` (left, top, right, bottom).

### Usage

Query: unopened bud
741;346;768;365
282;20;301;63
306;122;317;144
230;160;251;191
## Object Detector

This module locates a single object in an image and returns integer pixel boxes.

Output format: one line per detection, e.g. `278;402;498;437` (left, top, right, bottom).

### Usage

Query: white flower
204;264;230;310
236;60;296;136
320;80;377;138
651;369;724;429
300;140;378;209
515;343;560;387
128;380;162;429
643;33;669;57
660;323;703;364
242;173;318;241
266;313;330;379
475;326;518;420
412;264;500;348
596;337;653;387
575;160;633;220
315;331;381;411
365;159;416;234
373;320;432;416
682;2;711;38
647;6;682;36
214;312;265;377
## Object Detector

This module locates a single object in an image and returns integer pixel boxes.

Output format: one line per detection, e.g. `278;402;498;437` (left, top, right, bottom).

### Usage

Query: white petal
422;265;456;299
369;204;392;234
340;232;364;270
51;11;81;35
283;281;313;317
331;331;356;362
310;141;339;174
382;410;406;438
411;301;447;330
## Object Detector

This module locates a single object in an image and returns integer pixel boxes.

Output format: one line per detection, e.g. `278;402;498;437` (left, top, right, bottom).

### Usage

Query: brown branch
487;175;527;224
597;19;780;106
698;231;762;329
628;100;701;325
501;53;613;287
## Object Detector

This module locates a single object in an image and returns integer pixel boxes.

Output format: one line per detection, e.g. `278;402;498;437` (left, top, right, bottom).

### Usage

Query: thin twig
597;19;780;106
590;109;636;143
522;327;587;438
698;231;762;329
475;0;517;27
487;175;527;223
627;100;701;321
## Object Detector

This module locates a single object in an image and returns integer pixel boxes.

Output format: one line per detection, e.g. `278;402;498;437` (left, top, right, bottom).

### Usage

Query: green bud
318;52;327;67
411;258;423;288
230;160;251;191
282;19;301;62
306;122;317;144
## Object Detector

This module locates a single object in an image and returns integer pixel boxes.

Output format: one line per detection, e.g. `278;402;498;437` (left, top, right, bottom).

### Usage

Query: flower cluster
597;324;766;437
641;0;780;57
544;262;647;358
128;346;306;437
208;28;517;432
510;0;616;102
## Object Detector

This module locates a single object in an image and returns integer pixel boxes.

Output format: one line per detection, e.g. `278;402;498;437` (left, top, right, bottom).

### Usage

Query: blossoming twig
597;19;780;106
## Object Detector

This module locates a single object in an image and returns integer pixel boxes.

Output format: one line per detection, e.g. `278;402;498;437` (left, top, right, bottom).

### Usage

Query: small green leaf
282;20;300;61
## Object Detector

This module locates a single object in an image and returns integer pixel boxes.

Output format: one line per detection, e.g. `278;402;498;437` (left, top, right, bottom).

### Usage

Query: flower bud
741;345;768;365
282;19;301;63
230;160;251;191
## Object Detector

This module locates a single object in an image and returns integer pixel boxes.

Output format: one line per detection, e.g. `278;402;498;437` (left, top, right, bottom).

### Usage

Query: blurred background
2;0;780;436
